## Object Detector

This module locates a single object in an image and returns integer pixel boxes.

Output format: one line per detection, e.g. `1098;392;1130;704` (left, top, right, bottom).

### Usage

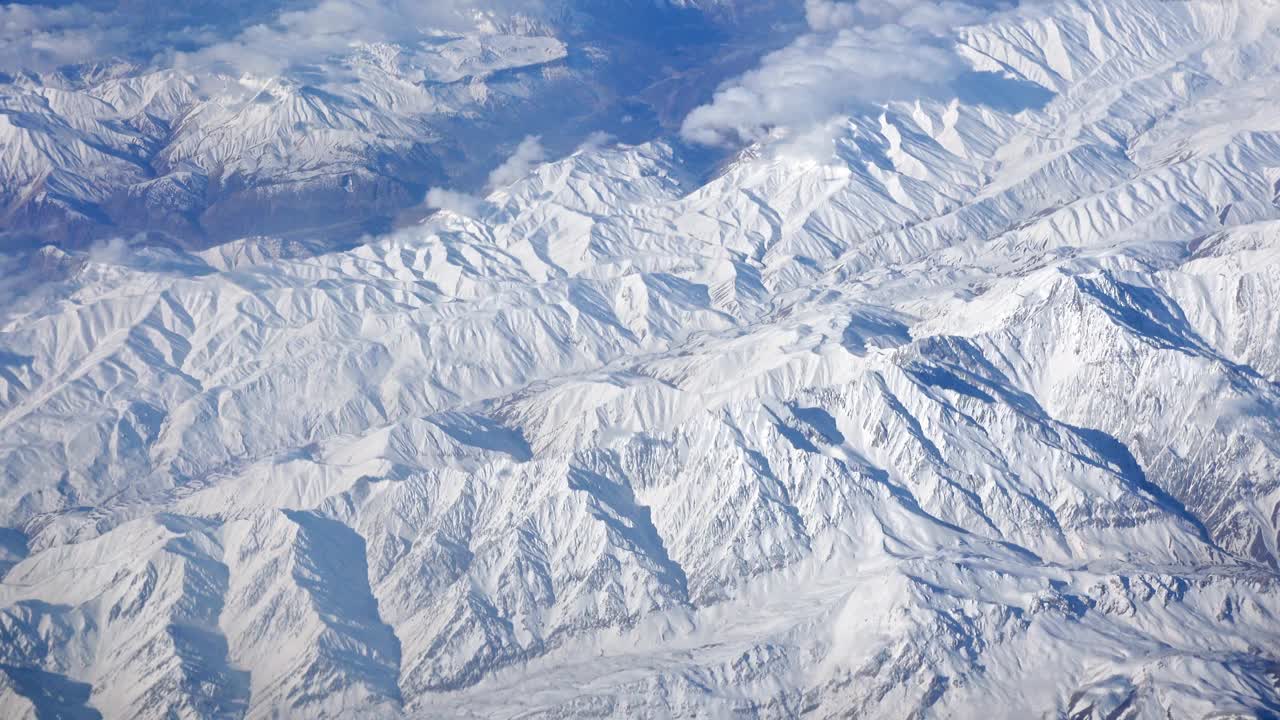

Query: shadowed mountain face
3;0;1280;718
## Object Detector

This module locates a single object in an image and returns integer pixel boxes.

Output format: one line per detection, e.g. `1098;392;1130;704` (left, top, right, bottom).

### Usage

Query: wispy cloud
680;0;1016;148
0;4;122;71
177;0;546;76
426;134;549;217
485;135;547;188
425;187;485;217
0;0;546;75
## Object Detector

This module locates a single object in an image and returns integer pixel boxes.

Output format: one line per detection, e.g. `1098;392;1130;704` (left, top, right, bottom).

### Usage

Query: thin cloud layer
807;0;1003;33
0;4;122;71
0;0;545;74
178;0;545;76
681;0;1015;148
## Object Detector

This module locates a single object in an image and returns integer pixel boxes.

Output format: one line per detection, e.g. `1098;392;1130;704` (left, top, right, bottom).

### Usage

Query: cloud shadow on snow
952;71;1056;114
0;665;102;720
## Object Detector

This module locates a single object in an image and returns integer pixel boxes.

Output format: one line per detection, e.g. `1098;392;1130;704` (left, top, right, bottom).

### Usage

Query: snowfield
1;0;1280;717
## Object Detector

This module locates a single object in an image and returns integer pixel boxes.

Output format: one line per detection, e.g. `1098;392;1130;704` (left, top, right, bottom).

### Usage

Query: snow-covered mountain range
2;0;1280;717
0;0;793;250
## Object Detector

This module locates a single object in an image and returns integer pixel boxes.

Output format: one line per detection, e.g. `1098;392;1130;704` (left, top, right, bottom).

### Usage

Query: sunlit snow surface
2;0;1280;718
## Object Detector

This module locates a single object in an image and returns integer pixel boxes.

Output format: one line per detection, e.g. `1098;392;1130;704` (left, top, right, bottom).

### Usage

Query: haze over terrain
1;0;1280;718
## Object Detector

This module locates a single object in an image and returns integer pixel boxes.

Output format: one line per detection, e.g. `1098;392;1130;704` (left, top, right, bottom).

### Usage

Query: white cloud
426;133;550;217
576;130;614;153
179;1;462;75
0;0;546;75
803;0;860;32
681;0;1017;149
86;235;132;265
486;135;546;188
806;0;1003;34
680;27;958;147
183;0;555;76
0;4;123;71
425;187;484;217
